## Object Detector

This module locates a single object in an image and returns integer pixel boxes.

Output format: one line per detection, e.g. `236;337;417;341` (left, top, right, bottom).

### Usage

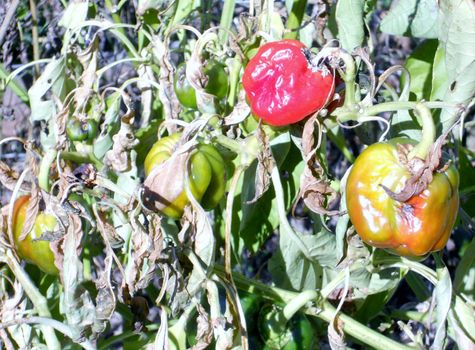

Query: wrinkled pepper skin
144;133;226;219
346;141;459;257
12;196;59;275
242;39;335;126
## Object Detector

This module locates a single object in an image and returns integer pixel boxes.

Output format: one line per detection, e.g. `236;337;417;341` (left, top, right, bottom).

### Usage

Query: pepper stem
408;103;436;160
282;290;318;321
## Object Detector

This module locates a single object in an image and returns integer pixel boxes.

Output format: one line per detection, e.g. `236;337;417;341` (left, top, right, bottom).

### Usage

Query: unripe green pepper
66;117;98;143
12;196;59;275
143;133;226;219
173;60;228;109
346;139;459;257
258;304;314;350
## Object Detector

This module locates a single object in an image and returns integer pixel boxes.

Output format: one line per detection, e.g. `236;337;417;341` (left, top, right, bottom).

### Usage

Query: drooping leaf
28;58;68;122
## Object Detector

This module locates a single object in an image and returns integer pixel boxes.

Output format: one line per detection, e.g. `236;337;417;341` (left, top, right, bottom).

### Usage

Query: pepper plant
0;0;474;349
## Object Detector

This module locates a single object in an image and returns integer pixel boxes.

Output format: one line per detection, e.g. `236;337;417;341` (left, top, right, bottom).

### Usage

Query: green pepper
66;117;98;143
173;59;229;109
12;196;59;275
143;133;226;219
258;304;315;350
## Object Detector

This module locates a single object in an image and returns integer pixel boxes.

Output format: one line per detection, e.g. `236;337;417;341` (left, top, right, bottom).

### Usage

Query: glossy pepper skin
66;118;98;143
144;133;226;219
346;140;459;257
12;196;59;275
173;60;228;109
242;39;335;126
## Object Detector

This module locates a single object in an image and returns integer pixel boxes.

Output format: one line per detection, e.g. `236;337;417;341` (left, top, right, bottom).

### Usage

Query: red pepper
242;39;335;126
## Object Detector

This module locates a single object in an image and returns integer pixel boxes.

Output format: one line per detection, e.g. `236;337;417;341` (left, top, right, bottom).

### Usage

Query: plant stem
339;50;357;107
366;101;456;117
39;149;58;191
29;0;40;77
407;103;436;160
219;0;236;44
284;0;307;40
4;250;60;350
283;290;318;320
60;151;104;169
312;301;415;350
213;134;243;154
227;55;243;108
212;265;414;350
0;63;29;103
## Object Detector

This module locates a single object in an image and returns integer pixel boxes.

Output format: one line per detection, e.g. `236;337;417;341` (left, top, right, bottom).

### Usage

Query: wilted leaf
28;58;68;122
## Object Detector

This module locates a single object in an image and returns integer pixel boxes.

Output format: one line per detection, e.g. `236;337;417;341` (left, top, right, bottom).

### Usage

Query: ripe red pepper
346;139;459;257
242;39;335;126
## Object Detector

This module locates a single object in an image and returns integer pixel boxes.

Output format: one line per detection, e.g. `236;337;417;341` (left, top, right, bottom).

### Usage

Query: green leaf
405;271;431;301
335;0;365;52
350;265;402;298
380;0;438;38
380;0;417;36
448;295;475;344
59;1;89;29
430;44;449;101
268;228;326;291
439;60;475;133
402;39;439;101
238;134;302;253
28;58;68;122
458;147;475;217
454;237;475;303
433;256;451;350
437;0;475;132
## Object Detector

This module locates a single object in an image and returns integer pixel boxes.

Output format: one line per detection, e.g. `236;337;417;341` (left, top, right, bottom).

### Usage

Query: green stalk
60;151;104;169
0;63;29;103
227;55;243;108
407;103;436;160
38;149;58;191
284;0;307;40
219;0;236;44
363;101;457;119
282;290;318;320
5;250;60;350
212;265;414;350
313;301;415;350
339;50;357;107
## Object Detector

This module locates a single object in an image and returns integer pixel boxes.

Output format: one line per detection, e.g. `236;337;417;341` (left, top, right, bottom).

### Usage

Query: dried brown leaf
154;34;180;133
143;152;190;214
191;306;214;350
0;161;30;192
299;167;340;216
223;90;251;126
93;253;116;334
381;133;449;202
247;125;274;204
296;114;339;215
18;186;40;242
104;110;139;172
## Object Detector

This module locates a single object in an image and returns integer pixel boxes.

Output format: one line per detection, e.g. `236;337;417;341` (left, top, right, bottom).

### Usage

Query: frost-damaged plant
0;0;474;349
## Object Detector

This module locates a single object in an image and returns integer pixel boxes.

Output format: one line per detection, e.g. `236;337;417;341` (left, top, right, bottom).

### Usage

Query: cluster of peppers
10;38;459;347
